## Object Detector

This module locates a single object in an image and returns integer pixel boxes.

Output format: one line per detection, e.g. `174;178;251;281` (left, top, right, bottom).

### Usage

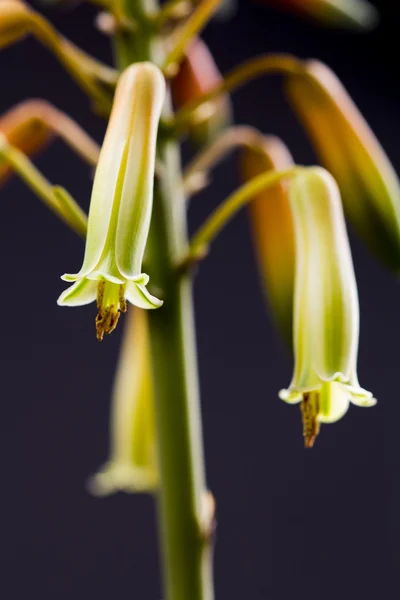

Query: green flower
280;167;376;447
58;62;166;340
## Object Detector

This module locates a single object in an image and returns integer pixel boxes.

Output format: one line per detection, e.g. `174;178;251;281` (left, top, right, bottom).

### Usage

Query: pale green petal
279;388;303;404
289;168;359;388
88;462;158;496
318;381;350;423
116;64;165;279
126;281;163;309
57;278;97;306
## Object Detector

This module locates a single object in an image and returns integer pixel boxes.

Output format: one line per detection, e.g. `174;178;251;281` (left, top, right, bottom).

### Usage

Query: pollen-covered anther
95;281;126;342
301;392;320;449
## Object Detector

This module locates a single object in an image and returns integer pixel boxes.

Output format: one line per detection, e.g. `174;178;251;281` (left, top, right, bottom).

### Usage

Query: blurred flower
0;101;52;185
280;168;376;447
0;99;100;185
58;62;166;340
171;37;232;144
90;308;158;495
286;60;400;270
263;0;379;30
240;134;295;346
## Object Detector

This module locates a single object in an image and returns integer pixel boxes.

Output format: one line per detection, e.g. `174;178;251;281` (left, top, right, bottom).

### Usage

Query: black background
0;1;399;598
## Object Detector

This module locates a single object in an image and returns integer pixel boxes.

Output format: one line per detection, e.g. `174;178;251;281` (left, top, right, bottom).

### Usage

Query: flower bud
239;135;295;346
280;167;375;447
263;0;378;30
90;308;158;495
171;38;232;144
0;100;54;185
0;1;30;48
58;62;166;340
286;60;400;270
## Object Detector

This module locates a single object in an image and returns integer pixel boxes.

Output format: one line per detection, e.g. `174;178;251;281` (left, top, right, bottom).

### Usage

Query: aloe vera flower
240;135;295;346
286;60;400;270
58;62;166;340
280;167;376;447
266;0;378;29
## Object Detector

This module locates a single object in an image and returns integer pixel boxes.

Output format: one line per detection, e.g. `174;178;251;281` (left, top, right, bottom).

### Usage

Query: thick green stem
115;6;214;600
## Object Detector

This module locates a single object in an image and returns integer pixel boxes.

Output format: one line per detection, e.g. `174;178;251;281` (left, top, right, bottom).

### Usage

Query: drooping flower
58;62;166;340
90;308;158;495
0;99;99;185
285;60;400;270
171;37;232;144
240;134;295;346
280;167;376;447
263;0;378;30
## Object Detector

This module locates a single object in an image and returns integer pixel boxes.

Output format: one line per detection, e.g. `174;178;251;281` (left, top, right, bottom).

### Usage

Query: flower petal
125;281;163;310
116;63;166;280
318;382;350;423
57;278;97;306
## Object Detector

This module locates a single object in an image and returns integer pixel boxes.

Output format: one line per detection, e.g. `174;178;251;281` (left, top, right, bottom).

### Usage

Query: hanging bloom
89;308;158;495
280;167;376;447
285;60;400;270
262;0;378;30
240;135;295;346
58;62;166;341
171;37;232;144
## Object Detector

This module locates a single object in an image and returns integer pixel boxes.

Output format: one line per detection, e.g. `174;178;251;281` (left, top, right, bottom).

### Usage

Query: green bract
58;62;166;340
279;167;376;446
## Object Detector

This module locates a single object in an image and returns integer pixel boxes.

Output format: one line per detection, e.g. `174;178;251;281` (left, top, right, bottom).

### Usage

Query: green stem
170;53;302;133
187;167;299;261
114;6;214;600
0;136;87;237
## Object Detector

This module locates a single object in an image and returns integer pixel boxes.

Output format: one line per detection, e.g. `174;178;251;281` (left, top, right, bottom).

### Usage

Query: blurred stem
0;136;87;237
186;167;299;262
114;5;214;600
183;125;265;196
162;0;222;72
170;53;303;133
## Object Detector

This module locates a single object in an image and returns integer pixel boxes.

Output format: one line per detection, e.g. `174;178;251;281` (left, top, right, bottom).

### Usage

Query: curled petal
125;281;163;310
57;278;97;307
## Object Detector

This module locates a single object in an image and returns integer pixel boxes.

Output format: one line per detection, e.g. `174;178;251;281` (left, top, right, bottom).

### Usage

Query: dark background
0;0;399;598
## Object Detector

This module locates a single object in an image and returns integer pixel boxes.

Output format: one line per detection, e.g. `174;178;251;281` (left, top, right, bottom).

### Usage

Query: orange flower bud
261;0;378;30
286;61;400;270
171;37;231;144
0;100;53;185
240;135;295;345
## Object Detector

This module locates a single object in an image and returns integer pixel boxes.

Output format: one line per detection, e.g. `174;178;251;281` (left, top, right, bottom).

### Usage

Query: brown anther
119;285;127;313
96;280;105;310
301;392;320;448
96;305;120;342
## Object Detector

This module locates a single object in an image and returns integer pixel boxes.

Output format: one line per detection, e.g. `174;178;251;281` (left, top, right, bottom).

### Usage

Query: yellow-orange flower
286;60;400;270
240;135;295;345
171;37;231;144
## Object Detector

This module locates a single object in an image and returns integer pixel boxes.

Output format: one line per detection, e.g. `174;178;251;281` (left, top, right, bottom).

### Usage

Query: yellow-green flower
58;62;166;340
286;60;400;270
268;0;378;30
240;135;295;346
280;167;376;447
90;308;158;495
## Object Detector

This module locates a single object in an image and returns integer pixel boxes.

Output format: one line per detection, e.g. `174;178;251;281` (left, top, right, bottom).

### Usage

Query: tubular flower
58;62;166;341
171;37;232;144
0;101;52;185
265;0;378;30
280;168;376;447
285;60;400;270
240;135;295;346
90;308;158;495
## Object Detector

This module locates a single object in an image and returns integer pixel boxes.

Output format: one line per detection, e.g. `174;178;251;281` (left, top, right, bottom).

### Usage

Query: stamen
95;281;127;341
301;392;320;448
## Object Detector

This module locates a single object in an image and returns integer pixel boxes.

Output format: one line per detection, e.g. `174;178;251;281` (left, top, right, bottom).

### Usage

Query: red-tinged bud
240;135;295;346
171;37;232;144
